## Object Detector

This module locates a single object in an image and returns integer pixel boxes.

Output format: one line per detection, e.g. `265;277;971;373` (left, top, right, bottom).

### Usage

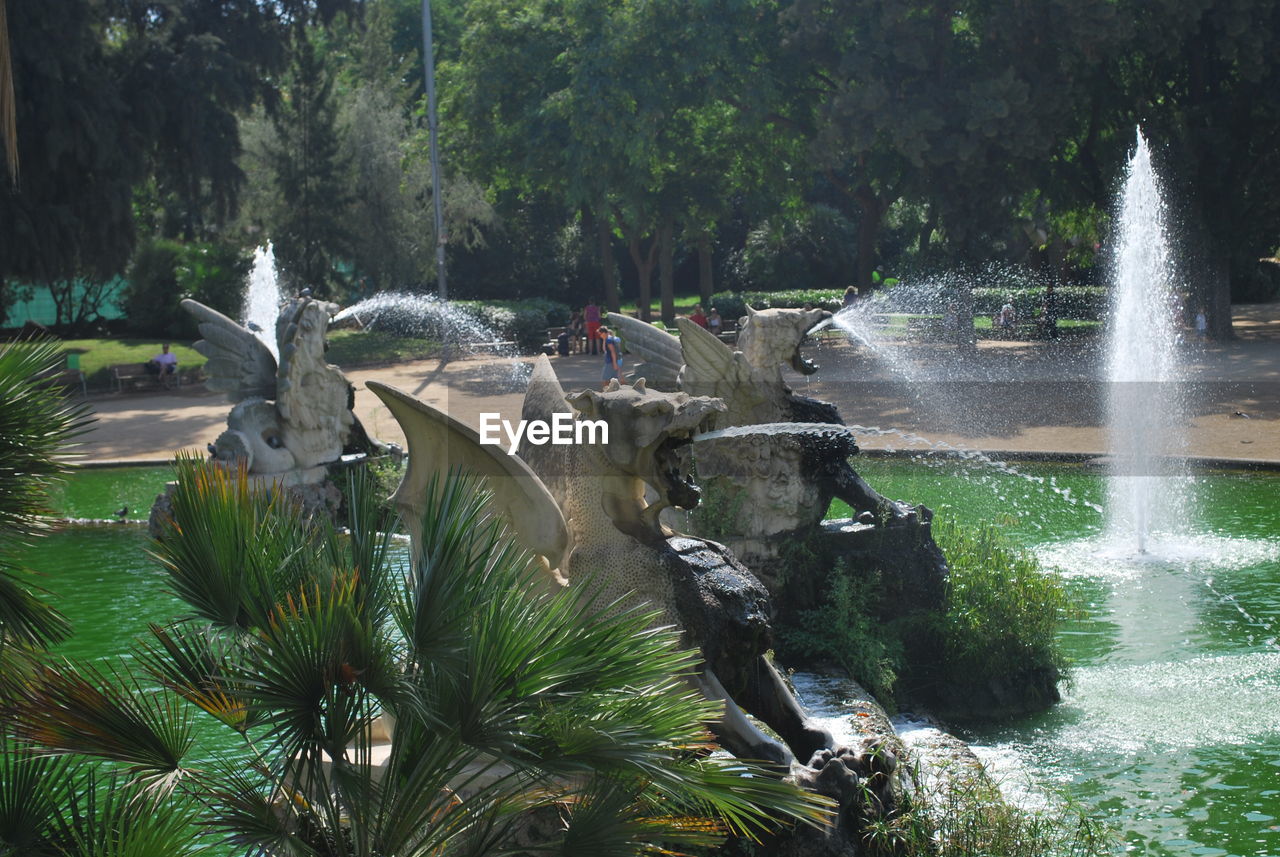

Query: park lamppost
422;0;447;300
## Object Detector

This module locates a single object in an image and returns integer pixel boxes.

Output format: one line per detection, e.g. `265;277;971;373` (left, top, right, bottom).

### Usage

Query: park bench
34;367;87;398
906;316;945;341
110;362;200;392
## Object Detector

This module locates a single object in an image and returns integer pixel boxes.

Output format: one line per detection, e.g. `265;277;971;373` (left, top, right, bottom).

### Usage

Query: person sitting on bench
146;343;178;387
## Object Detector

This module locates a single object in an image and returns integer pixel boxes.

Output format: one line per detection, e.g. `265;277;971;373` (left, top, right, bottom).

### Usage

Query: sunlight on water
1037;532;1280;580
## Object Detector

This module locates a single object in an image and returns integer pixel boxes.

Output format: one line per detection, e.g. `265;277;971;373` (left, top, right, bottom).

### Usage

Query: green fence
4;278;129;327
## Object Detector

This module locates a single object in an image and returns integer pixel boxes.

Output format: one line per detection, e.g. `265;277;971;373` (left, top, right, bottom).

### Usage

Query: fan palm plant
0;338;91;672
0;338;196;856
11;457;829;856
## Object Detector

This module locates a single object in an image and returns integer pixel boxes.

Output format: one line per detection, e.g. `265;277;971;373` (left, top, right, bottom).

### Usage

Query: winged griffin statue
182;295;355;476
607;308;916;553
366;360;900;808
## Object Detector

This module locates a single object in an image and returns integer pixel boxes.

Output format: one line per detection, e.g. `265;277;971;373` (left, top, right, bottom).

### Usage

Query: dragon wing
181;299;277;402
367;381;570;573
675;317;756;400
605;312;683;390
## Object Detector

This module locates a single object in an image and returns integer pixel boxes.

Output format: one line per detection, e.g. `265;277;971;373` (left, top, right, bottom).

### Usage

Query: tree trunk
595;210;620;312
1203;250;1235;340
1188;202;1236;341
627;229;658;322
659;218;675;325
697;233;714;304
855;191;886;291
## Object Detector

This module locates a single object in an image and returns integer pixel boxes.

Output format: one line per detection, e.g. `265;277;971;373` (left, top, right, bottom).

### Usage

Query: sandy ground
78;303;1280;466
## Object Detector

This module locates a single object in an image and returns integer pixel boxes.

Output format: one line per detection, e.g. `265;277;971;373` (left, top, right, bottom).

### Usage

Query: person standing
583;299;602;354
599;325;625;388
568;310;585;353
1194;306;1209;342
689;305;708;328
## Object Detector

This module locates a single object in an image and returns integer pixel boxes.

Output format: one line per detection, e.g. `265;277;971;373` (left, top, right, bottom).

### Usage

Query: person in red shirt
689;305;709;328
583;299;601;354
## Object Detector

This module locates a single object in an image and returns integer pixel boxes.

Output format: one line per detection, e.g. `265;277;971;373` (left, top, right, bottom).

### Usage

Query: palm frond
0;337;94;540
133;622;252;732
244;574;399;770
153;456;326;631
330;465;400;629
51;770;205;857
0;742;82;856
203;758;323;857
13;661;193;795
0;559;69;650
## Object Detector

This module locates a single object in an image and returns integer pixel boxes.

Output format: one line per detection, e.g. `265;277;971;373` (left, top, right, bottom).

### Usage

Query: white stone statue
182;295;355;477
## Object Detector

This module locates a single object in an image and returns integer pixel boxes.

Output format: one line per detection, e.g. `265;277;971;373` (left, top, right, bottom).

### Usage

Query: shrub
461;297;571;353
722;205;857;293
122;238;184;338
865;764;1115;857
777;561;902;705
970;285;1105;320
914;519;1076;714
708;289;845;322
123;239;250;339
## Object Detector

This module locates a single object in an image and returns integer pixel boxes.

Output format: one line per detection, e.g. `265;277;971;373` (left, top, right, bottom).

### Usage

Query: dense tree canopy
1;0;1278;335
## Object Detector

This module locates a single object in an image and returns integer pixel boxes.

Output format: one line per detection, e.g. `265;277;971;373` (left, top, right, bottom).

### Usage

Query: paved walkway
77;304;1280;466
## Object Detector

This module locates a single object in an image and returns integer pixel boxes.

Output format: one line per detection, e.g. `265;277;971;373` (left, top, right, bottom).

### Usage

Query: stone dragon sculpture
608;308;915;546
183;295;356;475
367;360;846;771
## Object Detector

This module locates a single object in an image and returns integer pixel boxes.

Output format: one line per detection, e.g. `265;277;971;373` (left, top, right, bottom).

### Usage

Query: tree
268;31;355;297
0;339;89;690
10;463;827;854
1103;0;1280;337
0;0;149;291
1;0;358;318
445;0;791;318
1;0;15;183
780;0;1125;287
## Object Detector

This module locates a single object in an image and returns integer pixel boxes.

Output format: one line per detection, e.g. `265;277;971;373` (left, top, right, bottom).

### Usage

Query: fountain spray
1106;130;1185;553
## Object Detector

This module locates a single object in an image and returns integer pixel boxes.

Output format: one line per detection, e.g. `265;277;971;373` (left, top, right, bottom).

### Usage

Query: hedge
457;298;571;353
709;285;1105;322
708;289;845;321
970;286;1104;320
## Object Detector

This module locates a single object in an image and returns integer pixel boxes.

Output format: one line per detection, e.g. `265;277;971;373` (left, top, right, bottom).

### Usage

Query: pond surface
850;458;1280;857
25;461;1280;855
51;464;175;521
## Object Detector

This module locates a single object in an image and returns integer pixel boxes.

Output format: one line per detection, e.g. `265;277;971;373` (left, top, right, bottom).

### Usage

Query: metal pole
422;0;447;299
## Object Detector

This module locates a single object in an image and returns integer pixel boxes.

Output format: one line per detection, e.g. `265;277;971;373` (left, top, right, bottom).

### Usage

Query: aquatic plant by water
917;519;1076;714
862;763;1115;857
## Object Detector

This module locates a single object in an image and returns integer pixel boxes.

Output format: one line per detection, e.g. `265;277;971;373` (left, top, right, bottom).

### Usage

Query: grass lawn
614;294;707;316
51;330;439;390
325;330;441;366
58;338;206;389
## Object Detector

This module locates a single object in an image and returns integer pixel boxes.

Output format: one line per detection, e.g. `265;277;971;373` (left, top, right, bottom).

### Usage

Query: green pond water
22;461;1280;855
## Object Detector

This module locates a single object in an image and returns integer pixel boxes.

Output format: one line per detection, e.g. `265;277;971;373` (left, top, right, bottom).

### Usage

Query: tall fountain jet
1106;130;1184;554
243;243;283;361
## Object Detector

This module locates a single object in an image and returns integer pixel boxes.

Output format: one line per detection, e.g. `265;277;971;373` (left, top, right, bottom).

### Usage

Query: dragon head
735;307;832;377
276;296;340;382
565;378;725;528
